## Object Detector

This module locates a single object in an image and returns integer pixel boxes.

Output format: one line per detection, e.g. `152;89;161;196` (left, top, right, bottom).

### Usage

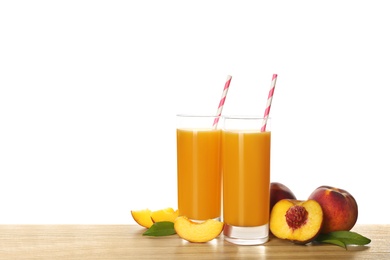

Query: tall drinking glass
222;116;271;245
176;115;222;221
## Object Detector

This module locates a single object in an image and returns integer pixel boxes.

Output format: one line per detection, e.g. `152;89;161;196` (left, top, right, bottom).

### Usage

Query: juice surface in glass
177;128;221;220
223;130;270;227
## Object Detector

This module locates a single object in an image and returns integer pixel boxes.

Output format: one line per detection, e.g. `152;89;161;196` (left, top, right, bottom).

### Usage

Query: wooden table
0;224;388;259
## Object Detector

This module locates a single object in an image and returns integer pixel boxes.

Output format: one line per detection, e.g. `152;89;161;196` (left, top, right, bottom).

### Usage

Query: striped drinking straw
261;74;278;132
213;75;232;128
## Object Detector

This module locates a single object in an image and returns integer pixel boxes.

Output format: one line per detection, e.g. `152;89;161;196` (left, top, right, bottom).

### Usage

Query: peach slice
151;207;179;223
131;209;153;228
270;199;323;244
174;216;224;243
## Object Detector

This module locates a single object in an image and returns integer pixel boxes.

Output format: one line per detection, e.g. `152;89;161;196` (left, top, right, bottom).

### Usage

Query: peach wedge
151;207;179;223
174;216;224;243
131;209;153;228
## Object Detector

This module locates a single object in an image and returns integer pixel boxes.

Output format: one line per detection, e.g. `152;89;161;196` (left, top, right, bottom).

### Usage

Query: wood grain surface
0;224;388;259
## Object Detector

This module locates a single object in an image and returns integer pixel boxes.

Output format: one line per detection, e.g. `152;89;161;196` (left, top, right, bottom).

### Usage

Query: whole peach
270;182;297;212
308;185;358;234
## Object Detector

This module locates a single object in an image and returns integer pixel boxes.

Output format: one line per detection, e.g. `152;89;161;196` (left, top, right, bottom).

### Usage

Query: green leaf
142;221;176;236
315;231;371;249
316;236;348;249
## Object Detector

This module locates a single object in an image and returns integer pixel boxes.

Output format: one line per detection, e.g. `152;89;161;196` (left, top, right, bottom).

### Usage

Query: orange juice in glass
176;115;222;221
222;116;271;245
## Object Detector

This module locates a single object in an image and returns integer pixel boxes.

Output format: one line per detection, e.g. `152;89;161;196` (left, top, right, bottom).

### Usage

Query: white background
1;1;389;224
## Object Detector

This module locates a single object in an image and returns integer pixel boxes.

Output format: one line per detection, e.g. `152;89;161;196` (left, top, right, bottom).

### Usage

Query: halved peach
174;216;224;243
151;207;179;223
131;209;153;228
270;199;323;244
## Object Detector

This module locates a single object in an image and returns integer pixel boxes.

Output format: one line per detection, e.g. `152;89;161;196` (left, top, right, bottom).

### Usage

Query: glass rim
176;114;221;118
223;115;271;120
176;114;271;119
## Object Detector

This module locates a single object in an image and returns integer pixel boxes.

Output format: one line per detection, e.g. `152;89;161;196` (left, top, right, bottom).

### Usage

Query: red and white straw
261;74;278;132
213;75;232;128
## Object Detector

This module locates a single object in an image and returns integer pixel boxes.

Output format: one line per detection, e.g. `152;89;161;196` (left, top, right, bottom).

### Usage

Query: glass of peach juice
222;116;271;245
176;115;222;221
